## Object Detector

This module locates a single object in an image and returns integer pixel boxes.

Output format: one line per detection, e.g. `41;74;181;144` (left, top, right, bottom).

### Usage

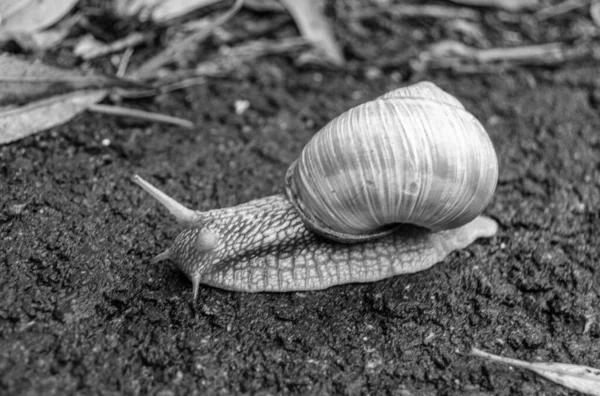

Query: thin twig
114;38;306;98
193;37;309;76
133;0;244;79
535;0;590;21
447;0;538;12
112;77;209;99
350;4;480;21
87;104;194;129
117;47;134;77
80;32;153;60
415;39;600;73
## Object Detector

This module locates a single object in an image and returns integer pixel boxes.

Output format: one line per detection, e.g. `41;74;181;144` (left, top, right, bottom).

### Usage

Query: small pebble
234;100;250;115
365;67;382;80
8;203;26;215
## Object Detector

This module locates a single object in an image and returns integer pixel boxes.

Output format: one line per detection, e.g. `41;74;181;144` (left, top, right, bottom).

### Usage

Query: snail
134;81;499;299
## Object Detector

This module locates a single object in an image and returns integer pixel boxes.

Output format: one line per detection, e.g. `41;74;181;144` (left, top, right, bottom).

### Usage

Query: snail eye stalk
133;175;198;225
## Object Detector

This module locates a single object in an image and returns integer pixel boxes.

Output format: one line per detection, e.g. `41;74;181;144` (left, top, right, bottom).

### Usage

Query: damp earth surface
1;16;600;396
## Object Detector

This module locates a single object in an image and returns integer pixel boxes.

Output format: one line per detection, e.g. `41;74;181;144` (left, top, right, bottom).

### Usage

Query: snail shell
285;81;498;242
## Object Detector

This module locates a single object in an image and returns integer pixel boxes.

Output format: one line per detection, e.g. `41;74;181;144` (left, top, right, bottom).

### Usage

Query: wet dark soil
2;12;600;396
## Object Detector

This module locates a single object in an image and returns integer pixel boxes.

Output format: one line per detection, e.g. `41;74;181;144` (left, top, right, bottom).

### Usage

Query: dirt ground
2;6;600;396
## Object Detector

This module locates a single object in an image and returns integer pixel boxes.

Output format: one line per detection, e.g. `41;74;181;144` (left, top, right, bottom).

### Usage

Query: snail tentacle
133;175;200;225
150;248;172;264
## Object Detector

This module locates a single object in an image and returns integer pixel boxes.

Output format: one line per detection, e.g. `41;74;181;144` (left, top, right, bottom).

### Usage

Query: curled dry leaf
74;32;152;60
113;0;221;22
8;14;80;51
0;0;79;36
279;0;344;66
151;0;222;22
591;1;600;28
471;347;600;396
447;0;539;12
0;90;107;145
243;0;283;12
133;0;244;79
0;53;140;106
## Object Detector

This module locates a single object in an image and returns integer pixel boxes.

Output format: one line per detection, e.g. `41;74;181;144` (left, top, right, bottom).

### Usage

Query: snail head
133;175;220;299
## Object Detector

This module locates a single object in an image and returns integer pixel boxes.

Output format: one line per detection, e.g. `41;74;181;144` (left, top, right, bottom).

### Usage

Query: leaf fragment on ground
535;0;590;20
0;0;78;36
7;14;80;50
590;1;600;27
0;53;140;106
279;0;344;66
87;104;194;129
415;39;599;73
350;4;480;21
243;0;283;12
193;37;308;76
112;0;222;22
133;0;244;79
152;0;222;22
447;0;539;11
471;347;600;396
0;90;107;145
74;32;152;60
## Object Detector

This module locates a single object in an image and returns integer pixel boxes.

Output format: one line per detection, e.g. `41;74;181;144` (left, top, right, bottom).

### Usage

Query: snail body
134;82;498;298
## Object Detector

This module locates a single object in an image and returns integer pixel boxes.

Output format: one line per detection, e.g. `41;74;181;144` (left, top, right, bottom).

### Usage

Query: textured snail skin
134;176;497;297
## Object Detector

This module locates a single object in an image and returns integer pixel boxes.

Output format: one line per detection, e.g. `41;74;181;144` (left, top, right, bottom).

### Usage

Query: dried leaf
112;0;157;20
535;0;589;21
133;0;244;79
113;0;221;22
448;0;539;12
415;39;598;73
1;13;80;51
591;1;600;28
74;32;152;60
471;347;600;396
351;4;481;21
0;90;107;145
279;0;344;66
10;30;66;51
193;37;308;76
0;0;78;35
87;104;194;129
152;0;222;22
243;0;283;12
0;53;139;106
73;34;105;58
0;2;28;19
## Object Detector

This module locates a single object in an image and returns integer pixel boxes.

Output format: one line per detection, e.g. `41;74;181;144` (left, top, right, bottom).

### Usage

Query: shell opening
285;163;402;243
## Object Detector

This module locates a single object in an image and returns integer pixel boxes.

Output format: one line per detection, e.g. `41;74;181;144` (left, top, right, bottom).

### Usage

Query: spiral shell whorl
285;81;498;242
